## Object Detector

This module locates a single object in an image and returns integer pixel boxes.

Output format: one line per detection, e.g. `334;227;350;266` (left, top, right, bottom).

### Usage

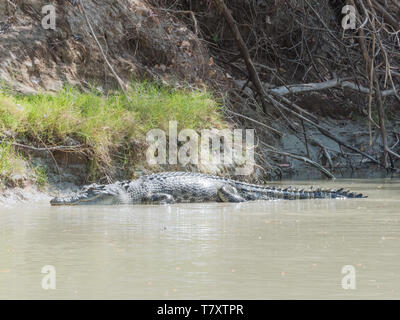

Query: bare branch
260;142;336;179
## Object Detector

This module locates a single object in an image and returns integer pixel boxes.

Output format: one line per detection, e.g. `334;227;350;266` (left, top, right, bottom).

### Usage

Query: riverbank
1;0;399;202
1;80;398;201
0;82;227;192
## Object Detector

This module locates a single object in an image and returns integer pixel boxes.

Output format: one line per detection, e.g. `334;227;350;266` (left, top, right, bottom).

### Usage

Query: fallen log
235;78;398;97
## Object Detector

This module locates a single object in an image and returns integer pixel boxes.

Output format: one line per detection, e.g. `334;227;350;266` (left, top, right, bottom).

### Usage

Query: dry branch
260;142;336;179
270;79;398;97
265;94;385;167
225;109;283;136
372;1;400;30
78;0;130;98
11;142;84;152
236;78;398;97
214;0;270;113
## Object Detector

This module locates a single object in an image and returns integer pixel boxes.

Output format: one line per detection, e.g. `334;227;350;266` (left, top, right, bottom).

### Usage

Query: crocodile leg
144;193;175;204
217;185;246;203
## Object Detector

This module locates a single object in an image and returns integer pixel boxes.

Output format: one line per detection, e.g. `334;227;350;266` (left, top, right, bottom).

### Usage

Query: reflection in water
0;178;400;299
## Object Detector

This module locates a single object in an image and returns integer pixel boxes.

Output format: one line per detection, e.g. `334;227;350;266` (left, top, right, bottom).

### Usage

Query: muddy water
0;178;399;299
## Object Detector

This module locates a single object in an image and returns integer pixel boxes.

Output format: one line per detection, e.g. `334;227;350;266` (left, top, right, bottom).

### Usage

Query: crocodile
50;171;366;206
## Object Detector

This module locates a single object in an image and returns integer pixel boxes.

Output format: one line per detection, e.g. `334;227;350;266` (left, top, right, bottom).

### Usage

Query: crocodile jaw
50;193;102;206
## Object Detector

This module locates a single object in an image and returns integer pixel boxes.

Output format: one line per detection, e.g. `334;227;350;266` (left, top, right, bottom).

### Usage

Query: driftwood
270;79;397;97
235;78;398;97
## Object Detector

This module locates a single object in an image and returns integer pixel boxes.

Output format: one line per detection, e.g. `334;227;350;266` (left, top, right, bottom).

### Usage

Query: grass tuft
0;81;227;184
0;142;27;186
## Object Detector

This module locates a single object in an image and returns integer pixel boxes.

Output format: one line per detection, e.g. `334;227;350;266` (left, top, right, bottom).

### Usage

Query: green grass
0;143;17;178
0;142;27;186
0;81;227;184
33;165;48;188
0;142;48;188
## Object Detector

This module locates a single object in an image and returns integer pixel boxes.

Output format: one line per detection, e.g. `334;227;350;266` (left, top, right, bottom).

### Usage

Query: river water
0;178;399;299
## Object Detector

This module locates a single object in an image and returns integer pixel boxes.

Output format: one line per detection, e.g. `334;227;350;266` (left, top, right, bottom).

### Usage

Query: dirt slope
0;0;216;93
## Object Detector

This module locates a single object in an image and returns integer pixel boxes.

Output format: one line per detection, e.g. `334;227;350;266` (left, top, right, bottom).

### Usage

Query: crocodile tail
238;185;366;200
232;181;366;200
310;187;366;199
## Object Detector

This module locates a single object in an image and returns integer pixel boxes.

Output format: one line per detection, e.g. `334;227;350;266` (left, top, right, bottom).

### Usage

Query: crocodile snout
50;196;76;206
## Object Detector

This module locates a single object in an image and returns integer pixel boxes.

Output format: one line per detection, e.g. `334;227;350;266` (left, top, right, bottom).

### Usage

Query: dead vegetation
149;0;400;178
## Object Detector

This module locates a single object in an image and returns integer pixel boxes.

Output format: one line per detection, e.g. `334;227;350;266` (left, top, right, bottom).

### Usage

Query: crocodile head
50;183;127;206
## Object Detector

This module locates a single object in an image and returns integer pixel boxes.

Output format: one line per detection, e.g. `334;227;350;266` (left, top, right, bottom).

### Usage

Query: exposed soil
0;0;218;93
